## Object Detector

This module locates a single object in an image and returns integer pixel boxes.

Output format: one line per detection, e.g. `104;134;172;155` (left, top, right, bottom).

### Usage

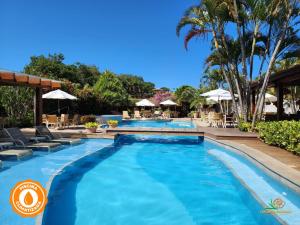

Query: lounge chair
122;111;130;119
35;125;81;145
143;110;152;118
46;115;59;128
134;111;142;119
162;111;170;119
4;128;61;152
61;114;70;128
0;140;33;160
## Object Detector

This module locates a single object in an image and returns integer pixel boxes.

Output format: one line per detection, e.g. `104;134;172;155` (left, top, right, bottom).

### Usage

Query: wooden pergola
0;70;61;125
252;65;300;120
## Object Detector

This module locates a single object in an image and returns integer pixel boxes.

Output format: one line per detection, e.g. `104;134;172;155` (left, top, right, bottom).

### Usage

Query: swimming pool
41;135;300;225
119;120;195;128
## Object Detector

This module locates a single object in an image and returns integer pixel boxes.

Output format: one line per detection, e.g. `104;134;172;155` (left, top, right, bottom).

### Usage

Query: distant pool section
98;115;123;123
119;120;195;128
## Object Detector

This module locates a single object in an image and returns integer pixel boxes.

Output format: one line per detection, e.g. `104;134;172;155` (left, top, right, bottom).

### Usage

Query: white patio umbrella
160;99;177;106
265;93;277;102
206;95;232;101
42;89;77;114
200;88;233;113
200;88;231;97
160;99;178;115
135;99;155;107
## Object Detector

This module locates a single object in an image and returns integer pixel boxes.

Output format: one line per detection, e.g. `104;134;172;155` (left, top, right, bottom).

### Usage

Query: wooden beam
51;81;61;89
28;75;41;85
41;79;51;88
34;88;43;126
15;73;28;83
0;71;14;81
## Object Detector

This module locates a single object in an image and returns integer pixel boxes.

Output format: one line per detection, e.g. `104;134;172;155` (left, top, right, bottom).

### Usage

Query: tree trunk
251;7;293;129
250;21;260;82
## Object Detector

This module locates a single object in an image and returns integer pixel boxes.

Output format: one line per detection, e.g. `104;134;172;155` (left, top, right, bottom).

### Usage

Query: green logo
262;198;290;214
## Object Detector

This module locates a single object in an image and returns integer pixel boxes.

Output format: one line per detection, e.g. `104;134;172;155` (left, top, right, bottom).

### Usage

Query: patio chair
4;128;61;152
134;111;142;119
46;115;59;128
223;114;237;128
143;110;152;118
122;111;130;119
153;110;161;118
172;111;179;118
70;114;80;127
61;114;70;128
209;112;224;128
162;111;170;119
35;125;81;145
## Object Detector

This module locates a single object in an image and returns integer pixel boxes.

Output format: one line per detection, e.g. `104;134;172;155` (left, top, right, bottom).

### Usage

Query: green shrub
256;121;300;154
80;115;96;124
84;122;99;128
238;121;252;132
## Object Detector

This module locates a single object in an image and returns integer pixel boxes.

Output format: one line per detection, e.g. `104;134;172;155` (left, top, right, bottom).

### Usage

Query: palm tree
252;0;300;128
176;0;241;121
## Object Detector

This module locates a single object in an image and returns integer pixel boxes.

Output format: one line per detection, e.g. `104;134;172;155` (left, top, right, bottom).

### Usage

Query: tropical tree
24;53;101;87
118;74;155;98
201;68;225;89
0;86;34;127
177;0;300;126
175;85;197;115
94;71;129;108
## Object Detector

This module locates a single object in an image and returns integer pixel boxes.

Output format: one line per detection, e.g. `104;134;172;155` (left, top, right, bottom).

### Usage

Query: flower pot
109;124;118;128
86;127;97;133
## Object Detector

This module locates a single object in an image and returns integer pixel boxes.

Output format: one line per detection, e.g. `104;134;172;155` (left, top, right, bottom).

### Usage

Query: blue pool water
42;135;300;225
0;139;114;225
1;136;299;225
119;120;195;128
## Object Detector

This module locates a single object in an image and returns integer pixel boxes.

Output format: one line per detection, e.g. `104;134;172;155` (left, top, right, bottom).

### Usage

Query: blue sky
0;0;213;89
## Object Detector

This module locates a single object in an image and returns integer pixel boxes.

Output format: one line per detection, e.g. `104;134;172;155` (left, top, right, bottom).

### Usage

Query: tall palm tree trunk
251;5;294;129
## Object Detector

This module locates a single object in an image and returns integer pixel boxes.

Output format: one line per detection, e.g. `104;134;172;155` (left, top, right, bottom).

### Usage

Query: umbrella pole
58;99;60;115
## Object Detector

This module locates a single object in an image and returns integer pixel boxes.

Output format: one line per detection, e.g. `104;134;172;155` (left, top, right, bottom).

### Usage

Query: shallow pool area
119;120;195;128
42;135;300;225
0;139;114;225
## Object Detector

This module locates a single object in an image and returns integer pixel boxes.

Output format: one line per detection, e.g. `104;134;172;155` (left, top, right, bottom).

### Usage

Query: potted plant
85;122;99;133
107;120;118;128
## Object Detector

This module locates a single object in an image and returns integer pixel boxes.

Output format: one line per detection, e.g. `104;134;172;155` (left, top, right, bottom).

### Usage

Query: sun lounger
122;111;130;119
35;125;81;145
134;111;142;119
0;141;33;160
4;128;61;152
0;149;33;160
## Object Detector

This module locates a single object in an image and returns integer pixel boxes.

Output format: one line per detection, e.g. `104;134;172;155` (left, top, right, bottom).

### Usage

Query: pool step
105;127;204;137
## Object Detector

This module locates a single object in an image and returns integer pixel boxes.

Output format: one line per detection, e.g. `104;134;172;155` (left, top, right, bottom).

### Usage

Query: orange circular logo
10;180;48;217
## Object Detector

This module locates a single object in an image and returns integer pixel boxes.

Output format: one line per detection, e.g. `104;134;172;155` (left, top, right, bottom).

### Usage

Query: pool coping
205;137;300;194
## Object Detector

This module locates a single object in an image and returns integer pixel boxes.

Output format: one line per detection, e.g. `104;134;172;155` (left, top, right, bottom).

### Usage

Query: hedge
256;121;300;154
